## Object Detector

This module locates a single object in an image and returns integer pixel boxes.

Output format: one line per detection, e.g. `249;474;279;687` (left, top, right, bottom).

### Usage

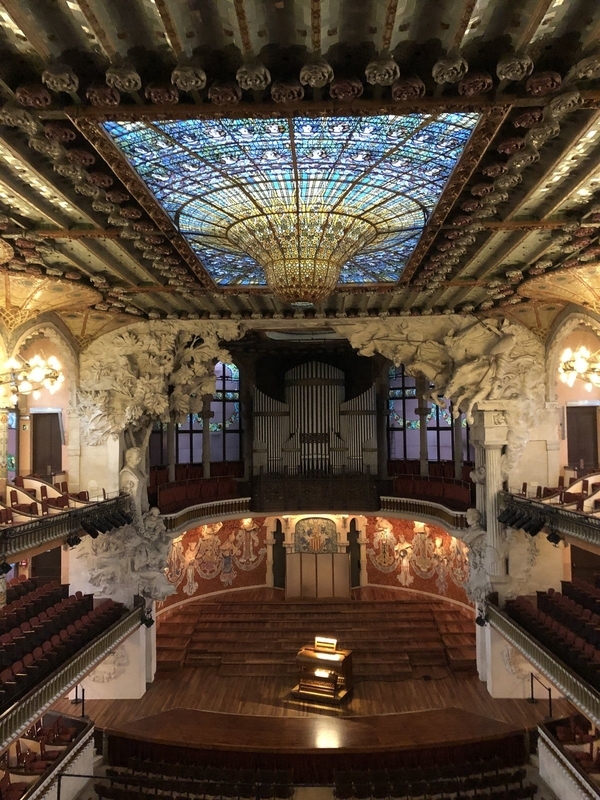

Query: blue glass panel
103;112;479;286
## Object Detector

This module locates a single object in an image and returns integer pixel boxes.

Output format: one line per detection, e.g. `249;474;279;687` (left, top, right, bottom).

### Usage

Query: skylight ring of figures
102;112;479;296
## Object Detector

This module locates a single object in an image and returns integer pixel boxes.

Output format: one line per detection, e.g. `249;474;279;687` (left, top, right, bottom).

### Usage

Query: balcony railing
487;604;600;727
500;491;600;548
537;723;600;800
0;604;143;751
0;495;132;561
23;718;94;800
162;497;252;534
380;496;468;532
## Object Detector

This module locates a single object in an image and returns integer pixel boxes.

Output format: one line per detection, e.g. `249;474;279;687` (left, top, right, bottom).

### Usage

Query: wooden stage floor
53;664;573;735
53;588;574;757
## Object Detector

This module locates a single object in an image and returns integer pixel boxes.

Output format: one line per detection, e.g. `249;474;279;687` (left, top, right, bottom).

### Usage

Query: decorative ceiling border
398;103;512;285
69;101;510;297
71;116;216;291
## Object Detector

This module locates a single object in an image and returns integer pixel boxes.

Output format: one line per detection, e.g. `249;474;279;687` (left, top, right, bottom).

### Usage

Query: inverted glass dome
104;112;479;302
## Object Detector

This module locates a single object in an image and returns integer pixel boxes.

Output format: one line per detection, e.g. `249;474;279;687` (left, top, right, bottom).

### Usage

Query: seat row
98;783;293;800
124;762;293;786
0;599;123;709
334;768;526;796
156;477;239;514
561;580;600;613
0;581;68;632
537;590;600;647
333;756;524;786
506;597;600;688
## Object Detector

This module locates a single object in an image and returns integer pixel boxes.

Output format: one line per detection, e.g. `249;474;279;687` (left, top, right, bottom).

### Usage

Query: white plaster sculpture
119;446;148;519
334;315;545;477
78;319;242;467
77;505;178;604
454;508;491;604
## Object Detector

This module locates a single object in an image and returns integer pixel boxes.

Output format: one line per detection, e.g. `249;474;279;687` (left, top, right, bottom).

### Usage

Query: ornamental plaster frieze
333;315;546;475
77;319;243;447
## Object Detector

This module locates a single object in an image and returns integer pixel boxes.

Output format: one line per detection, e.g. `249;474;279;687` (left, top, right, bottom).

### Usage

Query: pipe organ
253;361;377;475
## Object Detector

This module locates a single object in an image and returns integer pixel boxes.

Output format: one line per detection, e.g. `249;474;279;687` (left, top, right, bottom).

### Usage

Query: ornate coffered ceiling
0;0;598;339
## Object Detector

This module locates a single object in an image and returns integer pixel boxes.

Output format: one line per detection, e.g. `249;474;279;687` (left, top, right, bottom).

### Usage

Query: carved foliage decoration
335;316;545;473
78;319;242;446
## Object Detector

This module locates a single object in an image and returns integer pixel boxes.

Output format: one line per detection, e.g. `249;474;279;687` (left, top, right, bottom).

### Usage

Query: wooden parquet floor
155;588;477;679
53;588;574;738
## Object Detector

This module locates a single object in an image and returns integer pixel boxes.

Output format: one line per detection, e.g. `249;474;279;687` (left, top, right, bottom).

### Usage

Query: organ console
292;636;353;705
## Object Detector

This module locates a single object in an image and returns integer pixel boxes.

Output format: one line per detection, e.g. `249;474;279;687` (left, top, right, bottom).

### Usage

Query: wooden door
272;521;286;589
32;413;62;477
348;518;361;588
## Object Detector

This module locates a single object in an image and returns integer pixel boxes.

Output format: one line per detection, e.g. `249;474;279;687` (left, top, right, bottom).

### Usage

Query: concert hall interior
4;1;600;799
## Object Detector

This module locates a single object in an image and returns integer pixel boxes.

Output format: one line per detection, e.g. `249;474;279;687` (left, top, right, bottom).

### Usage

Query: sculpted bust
119;446;149;518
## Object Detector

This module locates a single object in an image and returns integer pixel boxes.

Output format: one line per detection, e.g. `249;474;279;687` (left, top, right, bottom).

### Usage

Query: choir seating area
1;711;89;800
390;476;473;511
332;759;535;800
156;591;476;678
505;580;600;689
0;575;125;710
149;463;243;514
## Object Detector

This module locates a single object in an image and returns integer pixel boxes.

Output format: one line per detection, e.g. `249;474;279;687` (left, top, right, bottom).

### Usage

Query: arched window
149;362;242;466
387;365;470;462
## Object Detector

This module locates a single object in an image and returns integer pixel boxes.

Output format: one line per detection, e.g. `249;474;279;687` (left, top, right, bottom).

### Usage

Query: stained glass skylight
103;113;479;292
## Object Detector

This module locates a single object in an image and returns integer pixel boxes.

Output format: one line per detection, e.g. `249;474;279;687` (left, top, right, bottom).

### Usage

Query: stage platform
104;707;529;782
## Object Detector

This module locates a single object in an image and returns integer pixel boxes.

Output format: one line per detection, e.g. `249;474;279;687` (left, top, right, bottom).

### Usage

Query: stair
156;593;476;679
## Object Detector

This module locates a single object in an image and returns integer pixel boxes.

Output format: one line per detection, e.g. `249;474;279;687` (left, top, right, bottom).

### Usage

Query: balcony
0;496;132;562
538;721;600;800
0;604;142;751
499;491;600;549
487;604;600;728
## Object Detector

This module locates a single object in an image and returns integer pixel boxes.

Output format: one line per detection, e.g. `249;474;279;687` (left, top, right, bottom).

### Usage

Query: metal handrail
0;605;143;751
380;495;468;531
0;495;132;560
500;491;600;547
487;604;600;727
21;721;95;800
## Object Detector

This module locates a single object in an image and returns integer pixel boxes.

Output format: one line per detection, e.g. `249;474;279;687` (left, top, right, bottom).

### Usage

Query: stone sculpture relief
119;446;149;520
454;508;491;604
88;644;129;683
76;506;178;604
335;315;546;477
78;319;242;464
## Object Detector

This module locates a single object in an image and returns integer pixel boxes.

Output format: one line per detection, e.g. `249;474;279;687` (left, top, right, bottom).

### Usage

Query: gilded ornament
236;62;271;91
457;71;493;96
208;82;242;105
329;77;364;100
271;80;305;103
106;65;142;93
525;71;562;96
171;64;207;92
496;53;534;82
42;63;79;93
299;59;334;88
432;54;468;84
391;76;426;101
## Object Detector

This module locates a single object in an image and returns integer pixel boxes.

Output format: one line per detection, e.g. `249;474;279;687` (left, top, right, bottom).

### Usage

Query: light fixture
475;613;489;627
142;613;154;628
558;346;600;392
547;531;562;546
0;354;64;406
66;534;82;548
0;560;12;575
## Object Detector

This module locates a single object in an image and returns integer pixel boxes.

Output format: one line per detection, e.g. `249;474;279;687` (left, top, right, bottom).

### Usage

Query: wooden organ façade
253;361;377;475
292;636;353;705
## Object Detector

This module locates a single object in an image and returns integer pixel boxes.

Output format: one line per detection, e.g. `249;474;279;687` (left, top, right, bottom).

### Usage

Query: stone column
416;376;429;477
0;407;9;500
67;407;81;493
166;418;176;483
201;395;213;479
453;411;464;481
474;443;486;522
484;444;505;577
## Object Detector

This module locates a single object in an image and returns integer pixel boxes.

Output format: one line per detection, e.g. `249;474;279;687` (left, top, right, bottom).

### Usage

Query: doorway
32;412;63;478
567;406;599;471
348;518;361;588
272;520;286;589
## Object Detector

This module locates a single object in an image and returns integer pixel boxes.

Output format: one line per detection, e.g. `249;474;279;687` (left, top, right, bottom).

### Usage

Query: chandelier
0;354;64;406
228;208;377;304
558;346;600;391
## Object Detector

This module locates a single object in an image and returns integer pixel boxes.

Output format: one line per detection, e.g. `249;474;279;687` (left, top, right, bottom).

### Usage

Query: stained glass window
149;362;241;467
387;365;470;463
103;112;479;286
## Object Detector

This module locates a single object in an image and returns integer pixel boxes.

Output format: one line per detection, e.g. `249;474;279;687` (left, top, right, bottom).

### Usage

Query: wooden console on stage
292;636;353;704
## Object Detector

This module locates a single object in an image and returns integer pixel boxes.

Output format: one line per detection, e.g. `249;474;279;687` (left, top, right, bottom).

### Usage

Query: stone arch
545;305;600;402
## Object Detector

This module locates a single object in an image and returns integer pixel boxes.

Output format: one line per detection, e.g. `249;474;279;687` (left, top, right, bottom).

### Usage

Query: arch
545;305;600;402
